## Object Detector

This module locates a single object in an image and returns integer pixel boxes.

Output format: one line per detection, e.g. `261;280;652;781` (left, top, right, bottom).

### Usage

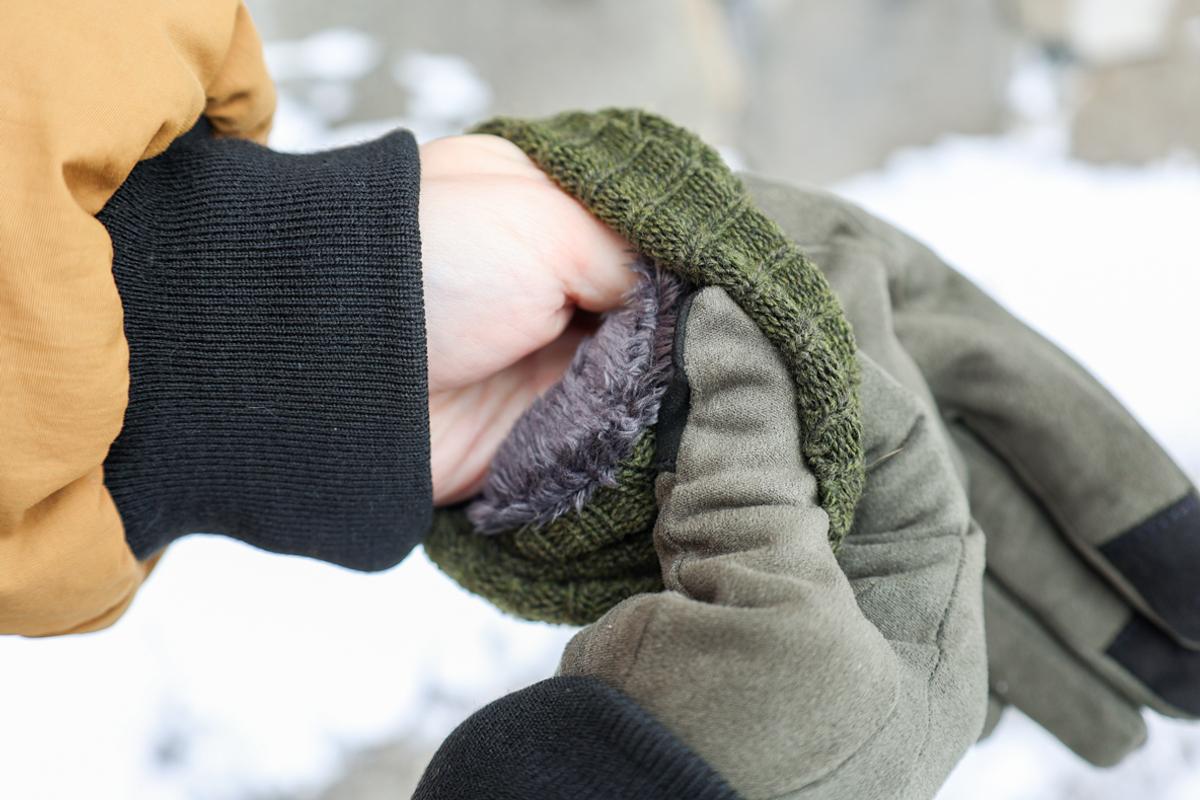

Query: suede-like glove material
741;173;1200;766
560;287;987;800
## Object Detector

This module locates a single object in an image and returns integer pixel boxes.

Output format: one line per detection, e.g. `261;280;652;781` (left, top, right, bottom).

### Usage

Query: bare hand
419;133;638;505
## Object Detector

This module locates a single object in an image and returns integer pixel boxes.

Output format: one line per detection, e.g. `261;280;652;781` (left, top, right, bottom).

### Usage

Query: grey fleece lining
466;259;685;535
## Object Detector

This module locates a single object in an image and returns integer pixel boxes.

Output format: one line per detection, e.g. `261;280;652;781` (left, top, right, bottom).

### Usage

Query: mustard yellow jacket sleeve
0;0;275;636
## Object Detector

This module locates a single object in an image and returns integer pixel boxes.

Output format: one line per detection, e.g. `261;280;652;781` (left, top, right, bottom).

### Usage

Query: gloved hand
421;107;1195;797
741;173;1200;766
554;285;988;798
416;278;986;799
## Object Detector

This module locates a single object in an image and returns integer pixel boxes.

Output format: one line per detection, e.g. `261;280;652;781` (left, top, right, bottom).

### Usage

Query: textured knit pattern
98;119;432;571
413;676;743;800
425;108;864;623
426;432;664;624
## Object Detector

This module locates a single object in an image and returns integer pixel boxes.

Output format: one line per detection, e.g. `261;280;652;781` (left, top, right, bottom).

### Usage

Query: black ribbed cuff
414;676;741;800
97;119;431;571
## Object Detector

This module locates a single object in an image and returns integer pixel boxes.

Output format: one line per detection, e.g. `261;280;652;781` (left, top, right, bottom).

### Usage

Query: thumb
547;187;641;313
652;287;864;601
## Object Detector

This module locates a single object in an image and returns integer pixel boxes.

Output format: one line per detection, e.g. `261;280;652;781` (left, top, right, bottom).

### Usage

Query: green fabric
740;172;1199;767
425;433;662;625
559;287;986;799
424;108;865;625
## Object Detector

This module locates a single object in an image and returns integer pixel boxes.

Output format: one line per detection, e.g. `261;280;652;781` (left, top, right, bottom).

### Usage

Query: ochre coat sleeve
0;0;275;636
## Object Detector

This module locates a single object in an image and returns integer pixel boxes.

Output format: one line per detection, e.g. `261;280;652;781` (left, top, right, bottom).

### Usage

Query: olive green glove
558;285;987;799
741;173;1200;766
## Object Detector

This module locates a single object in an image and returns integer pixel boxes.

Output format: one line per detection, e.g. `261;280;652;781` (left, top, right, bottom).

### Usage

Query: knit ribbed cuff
97;119;431;571
414;676;741;800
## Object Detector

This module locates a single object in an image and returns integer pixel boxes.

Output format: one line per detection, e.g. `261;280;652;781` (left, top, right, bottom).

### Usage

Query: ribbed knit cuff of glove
423;108;865;625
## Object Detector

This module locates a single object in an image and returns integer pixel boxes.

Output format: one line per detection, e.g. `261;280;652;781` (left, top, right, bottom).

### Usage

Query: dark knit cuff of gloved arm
414;676;742;800
96;118;431;571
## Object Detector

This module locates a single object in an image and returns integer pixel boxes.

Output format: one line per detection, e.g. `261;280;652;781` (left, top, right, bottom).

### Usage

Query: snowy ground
2;31;1198;800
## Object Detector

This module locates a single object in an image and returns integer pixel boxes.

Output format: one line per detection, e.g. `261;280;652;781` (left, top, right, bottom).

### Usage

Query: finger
560;286;895;798
471;112;864;545
887;250;1199;648
428;324;593;505
427;132;641;311
984;576;1148;766
551;195;641;313
953;422;1200;720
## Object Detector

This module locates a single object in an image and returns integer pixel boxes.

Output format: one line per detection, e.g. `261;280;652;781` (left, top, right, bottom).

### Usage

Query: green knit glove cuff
426;431;664;625
424;108;864;624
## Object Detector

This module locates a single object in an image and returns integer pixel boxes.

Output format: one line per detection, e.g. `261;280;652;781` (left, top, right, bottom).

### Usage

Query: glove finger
984;574;1148;766
886;250;1198;648
954;421;1200;720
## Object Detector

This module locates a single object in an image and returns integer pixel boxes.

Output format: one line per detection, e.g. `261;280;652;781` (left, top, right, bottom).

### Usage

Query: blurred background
2;1;1198;798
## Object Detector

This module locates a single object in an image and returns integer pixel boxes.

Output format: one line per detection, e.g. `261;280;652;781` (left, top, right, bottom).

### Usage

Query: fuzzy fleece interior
465;259;685;535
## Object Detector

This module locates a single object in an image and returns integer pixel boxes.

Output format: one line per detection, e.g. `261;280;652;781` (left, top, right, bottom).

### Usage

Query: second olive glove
743;173;1200;766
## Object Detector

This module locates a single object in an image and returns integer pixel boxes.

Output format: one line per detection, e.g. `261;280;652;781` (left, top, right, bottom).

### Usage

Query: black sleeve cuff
414;676;742;800
97;119;431;571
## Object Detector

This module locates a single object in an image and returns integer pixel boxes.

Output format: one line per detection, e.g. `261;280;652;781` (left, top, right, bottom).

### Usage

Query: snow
1065;0;1177;64
264;29;383;83
0;543;576;799
392;52;492;125
2;28;1198;800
